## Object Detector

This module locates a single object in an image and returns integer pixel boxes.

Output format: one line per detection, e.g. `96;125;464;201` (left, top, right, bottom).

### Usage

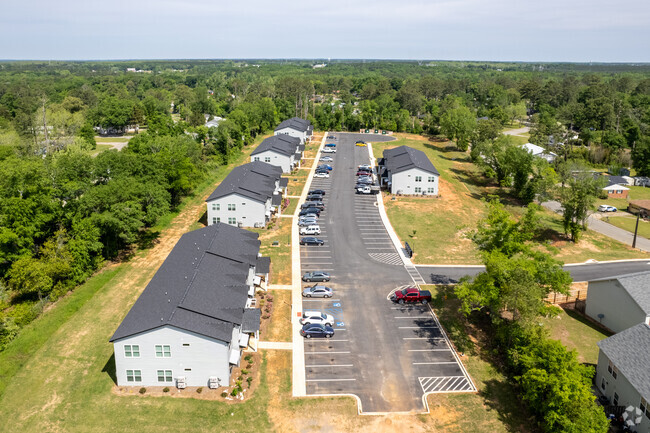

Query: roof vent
161;318;164;321
168;299;171;303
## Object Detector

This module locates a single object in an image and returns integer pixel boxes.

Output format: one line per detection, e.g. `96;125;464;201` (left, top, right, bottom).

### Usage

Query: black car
327;135;336;139
307;194;324;201
356;178;373;185
309;189;326;196
300;323;334;338
355;140;366;144
299;207;321;216
302;271;331;282
315;168;329;174
300;237;325;246
301;202;324;210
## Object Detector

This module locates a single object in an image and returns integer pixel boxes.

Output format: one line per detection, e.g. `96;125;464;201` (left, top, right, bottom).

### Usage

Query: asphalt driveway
299;133;474;413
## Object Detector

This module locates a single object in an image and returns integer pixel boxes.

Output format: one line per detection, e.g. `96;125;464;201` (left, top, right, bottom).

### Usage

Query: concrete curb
291;132;327;398
367;142;413;267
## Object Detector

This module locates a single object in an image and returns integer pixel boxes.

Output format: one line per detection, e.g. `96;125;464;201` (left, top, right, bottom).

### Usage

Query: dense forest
0;59;649;350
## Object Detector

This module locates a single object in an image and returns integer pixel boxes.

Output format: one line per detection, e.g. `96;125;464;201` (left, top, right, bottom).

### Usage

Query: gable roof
594;174;630;189
382;145;440;176
592;271;650;314
110;223;260;343
522;142;557;157
597;322;650;401
251;135;300;157
206;161;282;204
274;117;311;133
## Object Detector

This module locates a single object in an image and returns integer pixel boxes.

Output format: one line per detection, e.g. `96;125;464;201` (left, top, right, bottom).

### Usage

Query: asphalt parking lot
298;133;475;413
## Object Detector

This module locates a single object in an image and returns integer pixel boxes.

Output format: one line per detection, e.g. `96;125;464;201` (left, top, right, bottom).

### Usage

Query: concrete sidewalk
542;201;650;252
291;133;327;398
367;142;413;266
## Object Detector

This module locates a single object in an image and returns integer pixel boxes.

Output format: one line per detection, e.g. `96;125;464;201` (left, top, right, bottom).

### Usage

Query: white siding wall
113;326;232;387
390;168;439;195
595;351;650;431
585;280;648;333
274;128;305;144
206;193;267;228
251;150;293;173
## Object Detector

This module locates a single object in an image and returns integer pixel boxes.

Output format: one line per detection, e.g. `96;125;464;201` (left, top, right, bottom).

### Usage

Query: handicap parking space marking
336;321;345;327
418;376;475;393
332;302;341;307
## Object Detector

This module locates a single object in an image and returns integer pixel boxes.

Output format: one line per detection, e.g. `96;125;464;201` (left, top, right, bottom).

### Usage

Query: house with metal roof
586;271;650;333
206;161;285;228
274;117;313;144
521;142;557;163
595;322;650;430
251;135;302;173
109;223;263;388
378;145;440;195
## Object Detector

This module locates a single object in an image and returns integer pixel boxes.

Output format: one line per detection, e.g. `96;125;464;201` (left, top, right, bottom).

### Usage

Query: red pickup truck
390;287;431;304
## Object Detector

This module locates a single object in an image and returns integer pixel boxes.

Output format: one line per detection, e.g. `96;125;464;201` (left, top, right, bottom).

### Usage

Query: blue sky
1;0;648;62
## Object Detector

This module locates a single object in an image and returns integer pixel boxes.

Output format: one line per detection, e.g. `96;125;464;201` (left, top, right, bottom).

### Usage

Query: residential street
542;201;650;253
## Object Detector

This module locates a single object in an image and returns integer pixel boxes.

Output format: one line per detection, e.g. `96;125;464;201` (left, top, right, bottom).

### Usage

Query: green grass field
375;134;650;264
541;308;610;364
94;136;131;143
605;215;650;239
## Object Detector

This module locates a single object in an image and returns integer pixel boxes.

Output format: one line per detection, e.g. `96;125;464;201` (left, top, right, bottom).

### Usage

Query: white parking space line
302;298;341;302
413;362;458;365
394;316;433;319
306;378;356;382
358;228;386;231
403;337;446;340
408;349;451;352
398;326;438;329
304;339;348;342
307;351;351;354
367;247;395;250
306;364;354;368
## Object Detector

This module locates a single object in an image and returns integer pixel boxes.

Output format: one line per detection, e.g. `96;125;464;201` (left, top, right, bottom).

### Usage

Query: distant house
206;161;285;228
204;115;223;129
628;200;650;218
597;174;630;199
595;321;650;430
274;117;313;144
521;143;556;163
586;271;650;333
110;223;263;388
378;145;440;195
251;135;302;173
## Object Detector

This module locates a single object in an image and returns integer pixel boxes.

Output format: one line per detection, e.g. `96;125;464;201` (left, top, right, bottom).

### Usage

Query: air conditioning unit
208;377;220;389
176;376;187;389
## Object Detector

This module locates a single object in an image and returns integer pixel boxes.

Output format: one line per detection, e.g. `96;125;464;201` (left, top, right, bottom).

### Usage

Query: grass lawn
376;133;650;264
541;308;610;364
422;285;534;433
605;215;650;239
505;134;529;145
94;136;131;143
0;133;280;433
284;171;309;197
599;185;650;212
250;219;292;285
284;197;299;215
262;290;292;342
95;143;114;152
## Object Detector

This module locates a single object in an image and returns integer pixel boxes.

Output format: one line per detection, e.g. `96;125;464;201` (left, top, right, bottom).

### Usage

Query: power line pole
633;213;640;249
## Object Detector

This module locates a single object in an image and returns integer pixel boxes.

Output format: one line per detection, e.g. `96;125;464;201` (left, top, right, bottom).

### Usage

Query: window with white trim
157;370;173;382
126;369;141;382
264;157;271;163
228;204;236;211
427;188;435;194
641;397;649;419
428;176;436;182
253;157;260;161
613;392;619;406
414;187;422;194
124;345;140;357
155;345;171;358
212;203;220;211
415;176;422;182
607;360;618;379
228;217;236;225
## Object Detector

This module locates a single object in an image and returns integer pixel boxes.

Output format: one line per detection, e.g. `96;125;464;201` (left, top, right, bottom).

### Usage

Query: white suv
300;310;334;327
300;225;321;235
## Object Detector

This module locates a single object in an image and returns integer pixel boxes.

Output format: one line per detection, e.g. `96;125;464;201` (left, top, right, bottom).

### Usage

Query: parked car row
355;164;376;194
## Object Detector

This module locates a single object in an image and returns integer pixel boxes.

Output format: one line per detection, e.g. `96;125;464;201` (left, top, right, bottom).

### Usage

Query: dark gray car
302;271;331;282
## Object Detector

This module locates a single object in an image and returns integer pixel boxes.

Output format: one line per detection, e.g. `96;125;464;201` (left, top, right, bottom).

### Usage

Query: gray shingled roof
592;271;650;314
242;309;261;333
274;117;311;133
205;161;282;204
251;135;300;157
279;177;288;188
271;194;282;207
382;145;440;176
110;223;261;343
256;256;270;275
597;323;650;401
